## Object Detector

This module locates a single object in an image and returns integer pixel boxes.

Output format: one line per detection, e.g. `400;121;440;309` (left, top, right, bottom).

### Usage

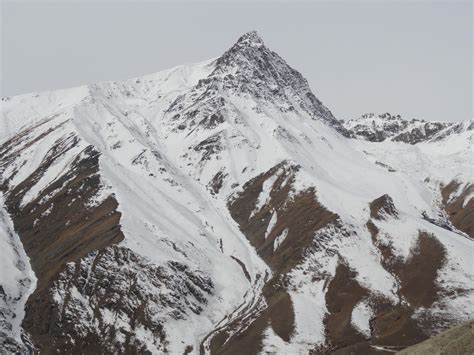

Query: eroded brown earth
441;180;474;237
324;263;369;350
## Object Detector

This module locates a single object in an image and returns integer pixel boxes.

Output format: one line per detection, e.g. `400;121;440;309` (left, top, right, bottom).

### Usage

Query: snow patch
273;228;288;251
351;300;372;337
251;173;279;218
265;211;277;239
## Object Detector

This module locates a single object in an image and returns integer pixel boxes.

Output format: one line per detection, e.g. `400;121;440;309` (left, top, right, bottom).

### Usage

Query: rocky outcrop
342;113;466;144
441;180;474;238
369;194;399;220
392;122;452;144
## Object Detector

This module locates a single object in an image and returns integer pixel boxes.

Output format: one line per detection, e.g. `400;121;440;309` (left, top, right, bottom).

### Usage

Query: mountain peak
208;30;345;134
234;30;264;48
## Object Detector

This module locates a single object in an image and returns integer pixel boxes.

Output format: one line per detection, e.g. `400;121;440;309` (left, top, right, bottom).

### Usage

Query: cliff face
1;31;473;354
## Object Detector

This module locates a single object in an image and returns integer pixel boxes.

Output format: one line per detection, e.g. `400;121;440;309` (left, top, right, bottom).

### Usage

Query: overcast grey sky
1;0;472;121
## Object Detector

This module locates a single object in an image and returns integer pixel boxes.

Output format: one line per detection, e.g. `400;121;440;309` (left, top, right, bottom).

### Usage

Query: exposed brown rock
230;255;251;282
368;195;446;308
228;162;337;274
0;117;66;167
366;220;399;269
209;284;294;355
371;305;425;348
324;263;369;349
441;180;474;237
2;132;216;353
398;232;446;308
369;194;398;220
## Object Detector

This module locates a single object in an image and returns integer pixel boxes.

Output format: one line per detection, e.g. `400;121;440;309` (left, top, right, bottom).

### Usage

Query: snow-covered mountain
1;31;473;354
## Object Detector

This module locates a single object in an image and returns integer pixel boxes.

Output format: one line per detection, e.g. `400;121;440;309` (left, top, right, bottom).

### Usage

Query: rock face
370;194;399;220
1;31;473;354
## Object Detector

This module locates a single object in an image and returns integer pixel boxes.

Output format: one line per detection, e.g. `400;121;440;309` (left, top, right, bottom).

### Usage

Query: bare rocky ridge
342;112;472;144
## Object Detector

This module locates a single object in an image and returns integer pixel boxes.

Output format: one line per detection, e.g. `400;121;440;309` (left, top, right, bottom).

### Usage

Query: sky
1;0;472;122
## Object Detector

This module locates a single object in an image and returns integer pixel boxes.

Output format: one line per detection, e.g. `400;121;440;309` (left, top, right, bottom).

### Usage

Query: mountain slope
1;31;473;354
396;320;474;355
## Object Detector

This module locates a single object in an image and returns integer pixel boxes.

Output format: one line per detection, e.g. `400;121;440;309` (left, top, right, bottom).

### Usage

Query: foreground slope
397;320;474;355
1;31;473;354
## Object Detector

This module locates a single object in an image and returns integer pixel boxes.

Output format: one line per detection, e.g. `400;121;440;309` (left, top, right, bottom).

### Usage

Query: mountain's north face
1;31;473;354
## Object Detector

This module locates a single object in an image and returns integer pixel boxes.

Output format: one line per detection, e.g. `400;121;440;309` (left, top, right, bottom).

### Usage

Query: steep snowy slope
1;31;473;354
0;194;36;353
